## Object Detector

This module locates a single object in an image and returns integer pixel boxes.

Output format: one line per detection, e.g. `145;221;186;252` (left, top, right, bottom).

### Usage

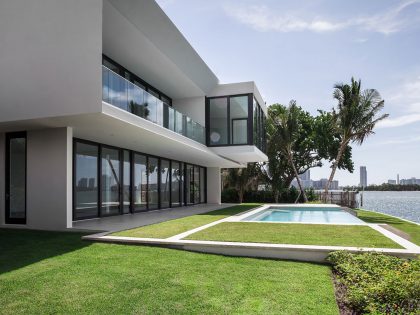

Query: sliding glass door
160;159;170;209
101;146;121;216
5;132;27;224
133;153;147;212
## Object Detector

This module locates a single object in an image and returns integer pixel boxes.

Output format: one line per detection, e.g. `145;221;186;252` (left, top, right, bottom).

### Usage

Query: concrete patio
72;203;235;232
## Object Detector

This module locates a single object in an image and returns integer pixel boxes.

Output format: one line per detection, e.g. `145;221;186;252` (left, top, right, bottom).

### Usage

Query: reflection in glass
133;154;147;211
75;142;98;219
230;96;248;144
101;147;120;216
160;159;170;208
209;97;228;145
123;150;131;214
8;137;26;221
185;164;194;205
200;167;206;203
194;166;200;203
148;157;159;210
171;162;181;206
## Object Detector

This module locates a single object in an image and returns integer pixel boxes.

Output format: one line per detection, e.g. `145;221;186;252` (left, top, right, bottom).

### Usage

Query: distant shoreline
342;184;420;192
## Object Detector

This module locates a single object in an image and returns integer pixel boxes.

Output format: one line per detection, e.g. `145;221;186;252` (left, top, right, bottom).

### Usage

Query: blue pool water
243;207;364;224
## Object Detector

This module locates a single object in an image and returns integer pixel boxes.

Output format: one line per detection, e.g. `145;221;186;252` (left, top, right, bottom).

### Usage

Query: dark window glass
209;97;228;145
101;147;120;216
122;150;131;214
230;96;248;144
6;135;26;223
200;167;206;203
75;142;98;219
194;166;200;204
148;157;159;210
171;162;181;207
160;159;170;208
133;153;147;211
185;164;194;205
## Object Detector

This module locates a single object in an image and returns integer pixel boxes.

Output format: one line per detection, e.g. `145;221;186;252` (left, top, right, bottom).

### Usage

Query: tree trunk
273;190;279;203
238;188;244;204
287;150;308;202
324;141;347;199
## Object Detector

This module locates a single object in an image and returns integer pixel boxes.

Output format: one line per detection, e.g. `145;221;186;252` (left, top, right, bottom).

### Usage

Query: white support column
26;127;73;230
206;167;221;204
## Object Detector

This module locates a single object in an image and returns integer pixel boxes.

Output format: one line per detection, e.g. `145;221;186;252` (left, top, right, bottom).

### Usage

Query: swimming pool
241;206;364;224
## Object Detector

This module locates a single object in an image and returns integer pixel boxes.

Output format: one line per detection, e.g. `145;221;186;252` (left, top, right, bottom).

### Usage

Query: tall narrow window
74;141;98;220
5;132;27;224
194;166;200;204
209;97;228;145
171;162;181;207
133;153;147;211
160;159;170;208
122;150;131;214
230;96;248;144
101;147;120;216
200;167;206;203
185;164;194;205
148;157;159;210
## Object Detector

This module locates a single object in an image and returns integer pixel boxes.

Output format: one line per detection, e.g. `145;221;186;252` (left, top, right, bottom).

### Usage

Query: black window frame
5;131;27;225
72;138;207;221
205;93;255;147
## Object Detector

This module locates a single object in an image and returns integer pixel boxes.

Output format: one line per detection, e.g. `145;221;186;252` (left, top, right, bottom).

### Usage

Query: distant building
312;178;339;190
300;170;310;181
388;179;396;185
397;174;400;185
400;177;420;185
360;166;367;187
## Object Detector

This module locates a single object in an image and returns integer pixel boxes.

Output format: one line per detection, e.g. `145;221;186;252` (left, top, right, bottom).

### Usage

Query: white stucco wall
172;96;206;126
0;0;103;122
26;128;73;230
206;167;221;204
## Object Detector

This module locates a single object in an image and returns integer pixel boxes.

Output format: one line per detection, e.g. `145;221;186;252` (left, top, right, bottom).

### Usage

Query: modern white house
0;0;267;230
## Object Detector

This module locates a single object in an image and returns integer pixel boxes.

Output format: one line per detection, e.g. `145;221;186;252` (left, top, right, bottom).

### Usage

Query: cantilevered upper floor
0;0;267;166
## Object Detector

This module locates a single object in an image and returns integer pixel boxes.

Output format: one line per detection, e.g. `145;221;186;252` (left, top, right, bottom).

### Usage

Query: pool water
243;207;364;224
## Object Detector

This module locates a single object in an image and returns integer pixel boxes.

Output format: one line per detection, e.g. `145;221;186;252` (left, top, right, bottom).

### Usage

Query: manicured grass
355;208;420;245
185;222;402;248
113;203;261;238
0;229;339;314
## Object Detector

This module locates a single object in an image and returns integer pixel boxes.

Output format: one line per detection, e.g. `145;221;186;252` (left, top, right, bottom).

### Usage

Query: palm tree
324;78;388;195
271;101;308;202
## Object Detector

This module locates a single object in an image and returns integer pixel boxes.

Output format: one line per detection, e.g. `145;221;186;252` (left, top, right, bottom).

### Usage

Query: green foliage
328;251;420;314
221;187;319;203
225;163;259;203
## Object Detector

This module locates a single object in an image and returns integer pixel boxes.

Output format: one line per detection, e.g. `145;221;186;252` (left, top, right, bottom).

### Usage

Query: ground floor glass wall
73;139;206;220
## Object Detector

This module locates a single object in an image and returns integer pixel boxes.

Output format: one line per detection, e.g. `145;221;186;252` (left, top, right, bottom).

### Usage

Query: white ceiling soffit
104;0;219;99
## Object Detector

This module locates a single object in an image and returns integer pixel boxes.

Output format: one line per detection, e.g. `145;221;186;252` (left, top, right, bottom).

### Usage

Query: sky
157;0;420;186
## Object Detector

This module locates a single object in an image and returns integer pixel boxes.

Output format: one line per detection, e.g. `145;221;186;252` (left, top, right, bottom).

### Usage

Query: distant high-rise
360;166;367;187
397;174;400;185
300;170;311;181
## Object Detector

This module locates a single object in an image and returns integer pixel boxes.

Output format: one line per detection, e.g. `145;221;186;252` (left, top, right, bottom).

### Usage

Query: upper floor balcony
102;65;206;145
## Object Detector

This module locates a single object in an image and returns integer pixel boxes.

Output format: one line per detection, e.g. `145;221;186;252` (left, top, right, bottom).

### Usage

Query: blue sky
157;0;420;186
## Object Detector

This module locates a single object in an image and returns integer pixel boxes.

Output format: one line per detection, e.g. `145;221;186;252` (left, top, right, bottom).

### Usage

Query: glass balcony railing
102;66;206;145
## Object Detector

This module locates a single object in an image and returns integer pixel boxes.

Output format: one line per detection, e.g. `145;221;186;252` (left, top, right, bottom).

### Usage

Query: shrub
221;187;319;203
327;251;420;314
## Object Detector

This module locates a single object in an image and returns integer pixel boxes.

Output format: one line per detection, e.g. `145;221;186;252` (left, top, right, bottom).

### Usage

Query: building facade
0;0;268;230
360;166;367;187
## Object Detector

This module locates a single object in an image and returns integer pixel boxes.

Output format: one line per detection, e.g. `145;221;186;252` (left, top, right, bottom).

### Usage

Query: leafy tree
226;163;259;203
266;101;323;202
324;78;388;194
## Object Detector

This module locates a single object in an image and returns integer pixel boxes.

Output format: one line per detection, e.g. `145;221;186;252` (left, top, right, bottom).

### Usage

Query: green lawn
0;229;339;315
185;222;402;248
113;204;260;238
355;208;420;245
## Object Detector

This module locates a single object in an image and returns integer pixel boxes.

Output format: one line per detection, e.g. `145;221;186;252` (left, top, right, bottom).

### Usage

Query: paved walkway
72;203;234;232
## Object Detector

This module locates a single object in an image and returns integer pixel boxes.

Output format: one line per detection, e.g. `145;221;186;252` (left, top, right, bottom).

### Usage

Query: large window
101;147;120;216
133;153;147;212
208;97;228;145
160;159;170;209
148;157;159;210
74;141;98;220
230;96;248;144
73;139;206;220
5;132;27;224
171;162;181;207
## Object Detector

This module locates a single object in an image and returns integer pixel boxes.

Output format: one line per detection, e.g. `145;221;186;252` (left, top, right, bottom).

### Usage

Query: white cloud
224;0;420;34
377;76;420;128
